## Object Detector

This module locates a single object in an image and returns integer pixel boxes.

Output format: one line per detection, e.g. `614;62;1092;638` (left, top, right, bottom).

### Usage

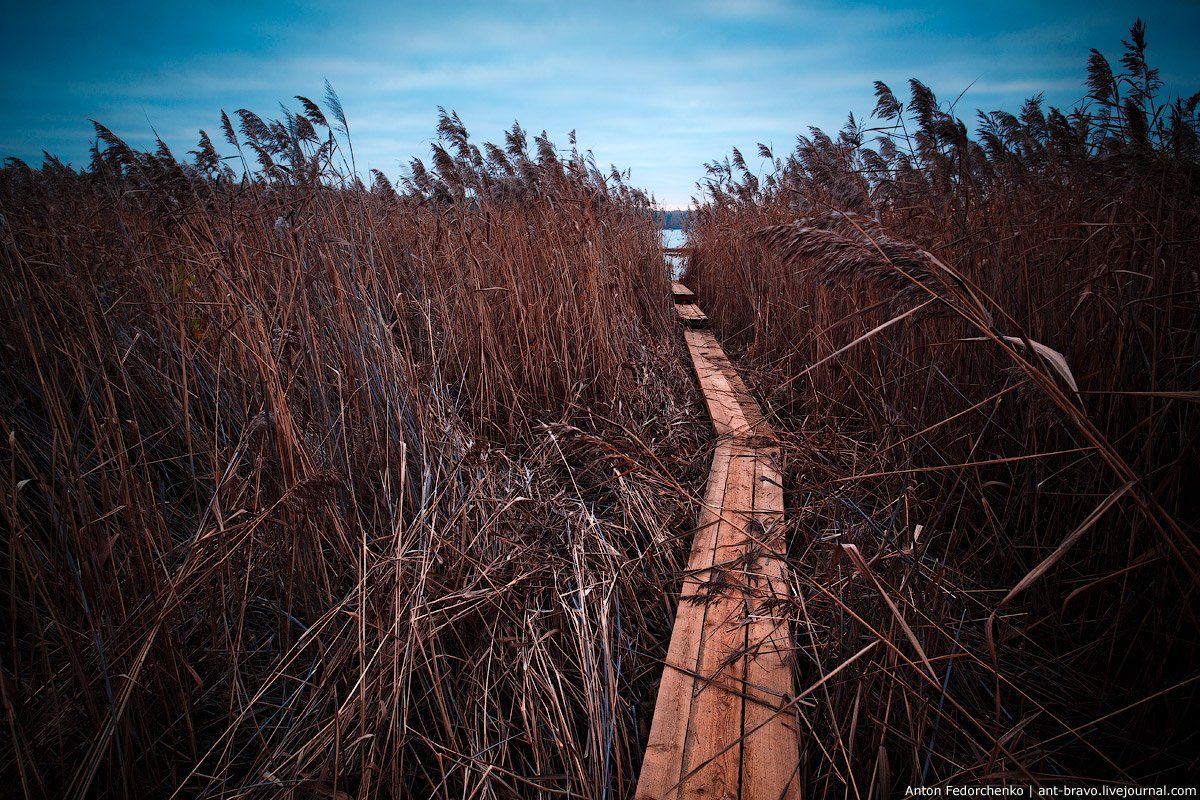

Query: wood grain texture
636;284;799;800
675;303;709;329
671;281;697;303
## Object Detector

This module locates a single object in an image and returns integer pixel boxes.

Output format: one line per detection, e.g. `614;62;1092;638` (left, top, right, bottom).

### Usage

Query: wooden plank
676;304;709;329
686;332;757;442
684;330;747;439
671;281;696;303
741;447;801;797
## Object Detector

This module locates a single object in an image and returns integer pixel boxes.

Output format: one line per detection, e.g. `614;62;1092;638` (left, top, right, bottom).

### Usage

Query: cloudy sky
2;0;1197;207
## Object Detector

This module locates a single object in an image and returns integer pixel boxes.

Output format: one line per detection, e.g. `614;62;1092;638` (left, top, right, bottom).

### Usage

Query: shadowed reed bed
686;21;1199;793
0;99;709;797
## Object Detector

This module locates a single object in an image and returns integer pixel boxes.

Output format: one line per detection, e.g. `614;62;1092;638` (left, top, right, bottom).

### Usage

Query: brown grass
0;102;708;797
686;20;1200;792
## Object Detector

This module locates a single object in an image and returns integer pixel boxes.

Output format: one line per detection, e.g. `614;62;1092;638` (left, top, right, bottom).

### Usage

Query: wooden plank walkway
671;281;696;303
636;280;800;799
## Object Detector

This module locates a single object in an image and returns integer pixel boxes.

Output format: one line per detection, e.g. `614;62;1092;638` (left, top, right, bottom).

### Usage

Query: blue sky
2;1;1197;207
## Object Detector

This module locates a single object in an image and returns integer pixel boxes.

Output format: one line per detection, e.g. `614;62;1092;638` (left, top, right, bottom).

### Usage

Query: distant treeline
653;209;689;229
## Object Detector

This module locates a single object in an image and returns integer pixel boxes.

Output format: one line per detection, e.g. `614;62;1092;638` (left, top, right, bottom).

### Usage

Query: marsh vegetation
1;20;1197;798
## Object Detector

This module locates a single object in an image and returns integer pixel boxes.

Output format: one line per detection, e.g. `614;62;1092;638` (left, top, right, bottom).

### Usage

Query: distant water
660;228;687;279
660;228;687;249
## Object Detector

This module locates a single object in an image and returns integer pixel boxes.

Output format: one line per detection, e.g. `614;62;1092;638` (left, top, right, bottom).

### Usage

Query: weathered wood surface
675;304;709;329
671;281;696;303
635;285;799;799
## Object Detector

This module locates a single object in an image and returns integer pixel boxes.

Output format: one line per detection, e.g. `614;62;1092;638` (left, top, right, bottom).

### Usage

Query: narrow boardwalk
636;279;800;799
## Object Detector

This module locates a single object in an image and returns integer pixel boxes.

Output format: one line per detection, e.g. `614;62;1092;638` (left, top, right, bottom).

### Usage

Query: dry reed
687;20;1199;793
0;99;708;797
